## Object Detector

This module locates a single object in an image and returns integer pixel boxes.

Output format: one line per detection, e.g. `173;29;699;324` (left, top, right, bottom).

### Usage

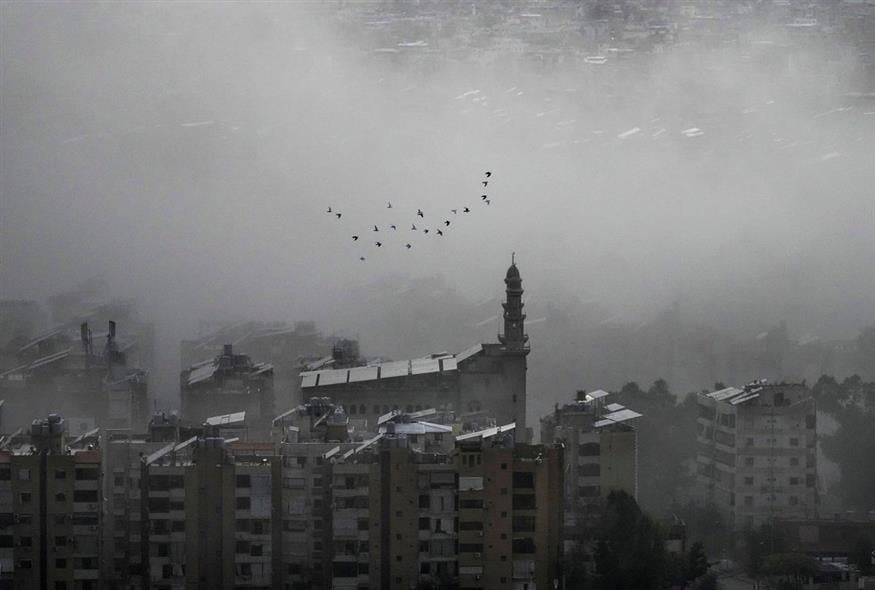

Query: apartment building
0;414;101;590
696;381;817;530
328;425;563;590
540;390;640;552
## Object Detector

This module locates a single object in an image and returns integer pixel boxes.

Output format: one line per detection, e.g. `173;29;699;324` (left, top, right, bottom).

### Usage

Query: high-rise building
540;390;640;553
696;381;817;531
0;415;101;590
180;344;274;434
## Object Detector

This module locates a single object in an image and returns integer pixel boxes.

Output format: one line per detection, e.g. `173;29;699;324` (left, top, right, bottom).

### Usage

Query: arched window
359;404;366;416
349;405;357;415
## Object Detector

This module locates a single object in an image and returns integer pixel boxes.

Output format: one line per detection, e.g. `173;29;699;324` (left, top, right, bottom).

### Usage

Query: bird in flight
423;228;429;234
373;225;379;232
327;206;332;213
411;224;417;230
451;209;457;214
352;235;359;241
390;225;397;230
387;201;392;208
376;241;382;247
360;256;365;261
481;195;487;200
485;199;491;205
436;229;443;236
482;181;488;187
417;209;424;217
405;243;412;249
444;220;451;226
336;213;342;219
463;207;470;213
485;171;492;178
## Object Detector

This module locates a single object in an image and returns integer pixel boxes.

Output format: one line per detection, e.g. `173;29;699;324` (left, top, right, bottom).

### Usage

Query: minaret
499;253;528;350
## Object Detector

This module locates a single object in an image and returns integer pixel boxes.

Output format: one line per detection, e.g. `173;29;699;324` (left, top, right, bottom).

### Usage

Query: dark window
157;543;169;557
236;497;250;510
512;515;536;532
73;490;98;503
419;494;430;509
578;443;600;456
148;497;170;512
55;470;67;480
251;544;263;557
172;520;185;532
459;521;483;531
19;492;32;504
790;438;799;447
459;543;483;553
419;517;430;531
0;535;12;548
460;499;483;509
579;463;600;476
578;486;600;498
236;475;251;488
235;541;250;554
0;469;9;480
512;538;536;554
75;468;98;481
805;414;816;429
55;493;66;502
512;494;536;510
513;472;534;489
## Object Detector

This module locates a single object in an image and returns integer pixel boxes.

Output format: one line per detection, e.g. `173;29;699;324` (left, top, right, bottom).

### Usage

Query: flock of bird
326;171;494;261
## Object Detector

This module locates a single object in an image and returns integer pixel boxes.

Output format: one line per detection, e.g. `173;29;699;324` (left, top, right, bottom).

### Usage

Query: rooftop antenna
512;252;515;265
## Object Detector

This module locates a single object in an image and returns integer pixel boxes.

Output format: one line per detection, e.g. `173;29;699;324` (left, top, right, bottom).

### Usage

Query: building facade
696;381;818;531
299;261;531;442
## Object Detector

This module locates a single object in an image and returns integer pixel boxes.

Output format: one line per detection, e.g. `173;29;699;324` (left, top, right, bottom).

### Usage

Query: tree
686;541;709;581
592;491;667;590
850;535;874;576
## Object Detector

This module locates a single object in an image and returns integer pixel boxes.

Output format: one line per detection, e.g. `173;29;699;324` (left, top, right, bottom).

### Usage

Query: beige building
540;390;640;553
0;415;101;590
696;381;817;531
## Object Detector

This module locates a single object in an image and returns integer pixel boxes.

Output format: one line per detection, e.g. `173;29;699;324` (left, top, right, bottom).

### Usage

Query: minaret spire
498;256;528;350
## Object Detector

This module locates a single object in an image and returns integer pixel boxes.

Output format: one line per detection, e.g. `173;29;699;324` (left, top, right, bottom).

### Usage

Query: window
373;405;380;415
359;405;366;415
172;520;185;532
18;468;31;481
459;521;483;531
744;496;753;507
55;493;66;502
579;443;600;456
459;543;483;553
54;582;66;590
745;437;754;447
73;490;98;503
790;437;799;447
75;468;98;481
19;492;32;504
0;469;9;480
236;497;250;510
19;536;32;547
236;475;251;488
789;496;799;506
513;515;536;532
805;414;816;429
513;494;536;510
744;457;755;467
579;463;600;476
157;543;169;557
251;544;263;557
512;537;536;554
789;477;800;486
349;404;357;415
790;457;800;466
19;559;32;569
55;469;66;480
419;517;430;530
419;494;430;509
18;513;33;524
744;477;754;485
513;472;534;489
460;499;483;509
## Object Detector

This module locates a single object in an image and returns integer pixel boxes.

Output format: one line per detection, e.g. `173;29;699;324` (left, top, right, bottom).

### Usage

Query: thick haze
2;2;873;404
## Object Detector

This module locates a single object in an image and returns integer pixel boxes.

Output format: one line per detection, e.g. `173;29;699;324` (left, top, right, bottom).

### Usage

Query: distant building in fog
180;344;274;433
696;381;818;530
299;260;531;442
540;389;640;553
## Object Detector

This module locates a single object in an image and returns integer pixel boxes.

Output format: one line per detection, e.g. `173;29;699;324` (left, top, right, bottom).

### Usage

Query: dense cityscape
2;1;874;590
